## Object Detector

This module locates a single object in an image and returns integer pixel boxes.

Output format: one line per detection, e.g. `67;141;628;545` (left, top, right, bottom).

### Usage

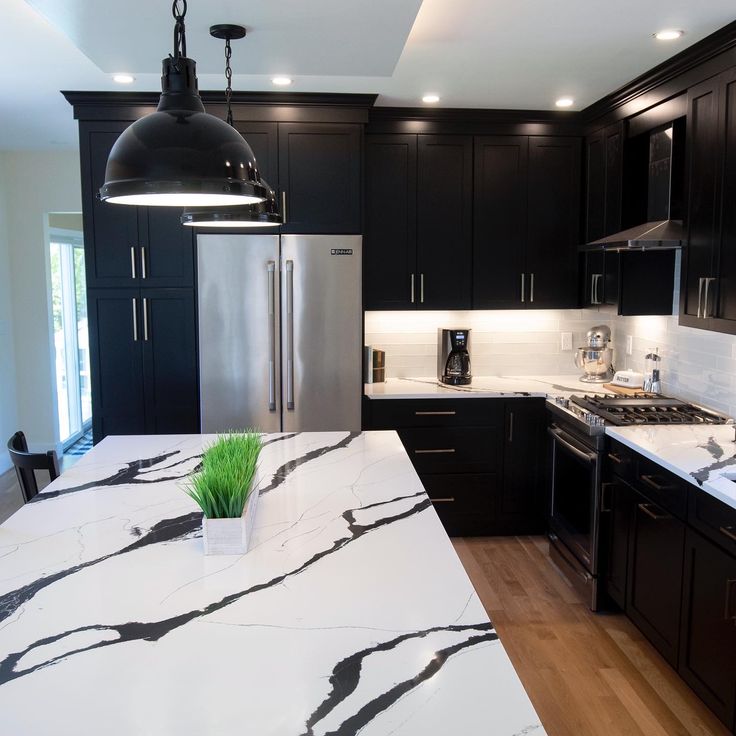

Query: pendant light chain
224;37;234;127
172;0;188;63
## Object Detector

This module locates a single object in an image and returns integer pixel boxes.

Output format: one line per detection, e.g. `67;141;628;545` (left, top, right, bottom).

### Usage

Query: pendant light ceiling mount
99;1;267;208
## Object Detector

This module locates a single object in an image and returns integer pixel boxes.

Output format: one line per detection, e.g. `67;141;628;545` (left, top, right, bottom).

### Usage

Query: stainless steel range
546;393;730;611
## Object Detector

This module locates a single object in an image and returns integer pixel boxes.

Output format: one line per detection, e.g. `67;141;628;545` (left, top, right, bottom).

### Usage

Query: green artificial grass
185;432;262;519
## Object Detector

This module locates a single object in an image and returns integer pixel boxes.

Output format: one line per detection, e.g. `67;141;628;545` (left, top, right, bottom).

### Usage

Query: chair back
6;431;60;503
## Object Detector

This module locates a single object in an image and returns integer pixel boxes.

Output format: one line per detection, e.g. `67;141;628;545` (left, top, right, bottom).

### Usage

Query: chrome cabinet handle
142;298;149;341
285;260;294;411
508;411;514;442
704;277;716;319
640;474;672;492
414;448;456;454
720;525;736;543
431;497;455;503
420;273;425;304
410;273;415;304
697;277;704;318
725;579;736;622
521;273;525;303
267;261;277;412
130;247;137;279
607;452;624;465
281;191;287;224
132;298;138;341
638;502;670;521
140;246;147;279
547;426;597;464
591;274;596;304
415;410;456;416
530;273;534;303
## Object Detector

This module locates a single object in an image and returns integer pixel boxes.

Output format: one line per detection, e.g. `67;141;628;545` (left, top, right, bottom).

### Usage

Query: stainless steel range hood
586;218;685;250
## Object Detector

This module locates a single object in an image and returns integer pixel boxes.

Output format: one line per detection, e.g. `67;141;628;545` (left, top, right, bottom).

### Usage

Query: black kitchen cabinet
88;288;198;443
416;135;473;309
235;122;279;188
278;123;361;234
585;122;624;242
364;135;417;309
626;487;686;667
679;528;736;729
80;124;195;289
526;137;581;308
473;136;528;309
500;399;546;532
601;475;635;609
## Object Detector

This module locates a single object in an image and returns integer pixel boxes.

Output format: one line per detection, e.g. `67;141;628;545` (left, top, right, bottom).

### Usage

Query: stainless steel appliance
643;348;662;394
438;328;472;385
197;234;362;433
574;325;614;383
547;392;730;610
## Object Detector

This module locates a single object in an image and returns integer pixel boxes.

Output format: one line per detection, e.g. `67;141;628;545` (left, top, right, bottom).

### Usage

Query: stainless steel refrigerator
197;234;362;433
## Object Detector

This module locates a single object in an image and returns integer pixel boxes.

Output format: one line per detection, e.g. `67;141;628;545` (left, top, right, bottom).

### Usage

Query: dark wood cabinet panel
679;529;736;729
422;474;497;536
626;489;686;667
235;122;279;188
585;130;606;242
368;397;504;429
141;209;194;287
141;289;199;434
601;476;635;609
681;78;720;326
416;135;473;309
87;289;145;442
364;135;417;309
604;123;624;236
527;137;581;308
278;123;361;233
583;250;605;307
473;136;528;309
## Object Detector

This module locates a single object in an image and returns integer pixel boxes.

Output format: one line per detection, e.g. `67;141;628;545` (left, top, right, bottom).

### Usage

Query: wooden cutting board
602;382;654;397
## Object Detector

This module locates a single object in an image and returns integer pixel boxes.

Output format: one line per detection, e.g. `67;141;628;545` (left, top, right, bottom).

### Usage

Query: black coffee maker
438;328;472;385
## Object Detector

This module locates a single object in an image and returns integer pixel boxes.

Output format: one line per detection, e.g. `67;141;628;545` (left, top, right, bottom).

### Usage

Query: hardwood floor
454;535;731;736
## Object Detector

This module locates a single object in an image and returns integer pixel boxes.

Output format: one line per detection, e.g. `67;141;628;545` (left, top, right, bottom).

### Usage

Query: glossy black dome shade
99;57;269;206
181;180;282;227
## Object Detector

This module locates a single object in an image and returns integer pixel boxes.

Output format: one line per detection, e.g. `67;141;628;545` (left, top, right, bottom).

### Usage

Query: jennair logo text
330;248;353;255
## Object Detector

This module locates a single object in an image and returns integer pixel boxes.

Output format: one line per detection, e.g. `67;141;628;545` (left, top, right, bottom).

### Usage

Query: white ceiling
1;0;734;149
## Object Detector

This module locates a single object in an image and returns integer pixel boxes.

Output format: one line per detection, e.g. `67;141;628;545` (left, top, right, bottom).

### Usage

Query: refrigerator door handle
267;261;277;412
286;259;295;410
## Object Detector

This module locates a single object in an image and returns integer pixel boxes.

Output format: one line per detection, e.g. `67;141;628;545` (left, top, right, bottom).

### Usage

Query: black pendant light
99;1;268;207
181;24;283;228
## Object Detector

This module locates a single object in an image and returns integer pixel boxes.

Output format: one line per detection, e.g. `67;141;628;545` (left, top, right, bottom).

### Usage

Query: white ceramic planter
202;470;261;555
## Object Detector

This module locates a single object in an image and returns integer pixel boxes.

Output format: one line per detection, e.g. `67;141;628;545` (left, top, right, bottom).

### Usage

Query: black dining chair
6;431;60;503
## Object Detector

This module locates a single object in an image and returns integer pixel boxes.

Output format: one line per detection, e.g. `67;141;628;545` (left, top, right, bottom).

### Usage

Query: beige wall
0;150;81;455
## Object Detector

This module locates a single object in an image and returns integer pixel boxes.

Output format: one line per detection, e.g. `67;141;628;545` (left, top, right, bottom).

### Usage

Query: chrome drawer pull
415;448;456;454
638;502;670;521
431;497;455;503
640;474;671;492
719;526;736;543
607;452;623;464
415;410;456;416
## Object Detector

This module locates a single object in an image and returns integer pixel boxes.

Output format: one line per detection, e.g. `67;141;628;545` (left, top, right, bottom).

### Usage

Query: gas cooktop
572;393;730;427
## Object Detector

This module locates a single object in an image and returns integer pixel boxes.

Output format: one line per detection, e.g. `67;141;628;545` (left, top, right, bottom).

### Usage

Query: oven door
548;423;601;575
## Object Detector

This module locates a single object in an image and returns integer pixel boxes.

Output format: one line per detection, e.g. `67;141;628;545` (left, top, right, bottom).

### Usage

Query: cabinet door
81;126;140;287
473;137;527;309
140;289;199;434
604;122;624;236
87;288;145;442
601;476;635;609
416;135;473;309
527;137;581;308
236;122;279;188
681;78;720;326
140;208;195;287
713;68;736;333
422;474;497;537
626;490;686;667
583;250;605;307
364;135;417;309
278;123;361;234
679;529;736;729
499;399;546;533
585;129;605;242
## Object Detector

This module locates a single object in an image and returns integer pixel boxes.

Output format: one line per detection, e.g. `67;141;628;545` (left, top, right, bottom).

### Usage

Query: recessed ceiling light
654;29;684;41
422;94;440;104
112;74;135;84
272;76;292;86
555;97;574;108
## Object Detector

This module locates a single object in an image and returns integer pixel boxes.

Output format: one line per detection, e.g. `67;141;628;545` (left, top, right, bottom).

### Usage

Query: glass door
49;225;91;446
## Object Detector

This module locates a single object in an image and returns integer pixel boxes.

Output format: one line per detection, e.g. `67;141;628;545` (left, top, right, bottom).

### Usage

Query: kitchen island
0;431;544;735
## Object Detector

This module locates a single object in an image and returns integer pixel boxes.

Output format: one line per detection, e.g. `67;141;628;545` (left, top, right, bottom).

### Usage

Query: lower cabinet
601;476;635;610
679;529;736;728
365;396;546;535
88;288;199;442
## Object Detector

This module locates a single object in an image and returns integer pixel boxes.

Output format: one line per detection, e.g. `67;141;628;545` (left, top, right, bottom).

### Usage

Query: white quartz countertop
606;424;736;511
365;375;595;399
0;432;544;735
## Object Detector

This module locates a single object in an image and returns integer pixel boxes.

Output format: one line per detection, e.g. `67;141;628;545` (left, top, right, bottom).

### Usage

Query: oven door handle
548;426;598;465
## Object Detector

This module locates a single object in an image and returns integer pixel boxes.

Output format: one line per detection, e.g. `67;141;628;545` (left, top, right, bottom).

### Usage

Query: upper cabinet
681;67;736;334
585;122;624;242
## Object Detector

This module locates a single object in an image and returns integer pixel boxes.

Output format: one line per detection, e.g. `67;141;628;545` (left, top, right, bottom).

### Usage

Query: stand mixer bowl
575;346;614;383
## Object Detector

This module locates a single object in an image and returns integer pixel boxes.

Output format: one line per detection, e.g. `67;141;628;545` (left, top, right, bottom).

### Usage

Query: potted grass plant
185;431;263;555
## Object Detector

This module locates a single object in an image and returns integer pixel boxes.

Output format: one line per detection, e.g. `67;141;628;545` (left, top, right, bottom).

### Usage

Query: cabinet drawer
369;398;504;429
422;473;496;536
606;438;637;483
689;489;736;557
634;456;688;520
399;427;502;474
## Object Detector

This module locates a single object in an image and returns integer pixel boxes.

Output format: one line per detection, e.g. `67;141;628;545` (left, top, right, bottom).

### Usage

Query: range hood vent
583;121;685;251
